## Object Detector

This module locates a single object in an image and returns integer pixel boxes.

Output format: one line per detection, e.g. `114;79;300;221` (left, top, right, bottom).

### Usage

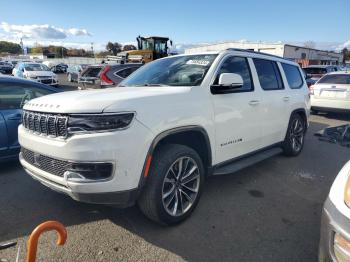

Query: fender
137;125;212;189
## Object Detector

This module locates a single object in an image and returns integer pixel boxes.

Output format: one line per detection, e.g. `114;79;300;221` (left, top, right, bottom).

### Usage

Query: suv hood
24;86;192;113
25;71;55;77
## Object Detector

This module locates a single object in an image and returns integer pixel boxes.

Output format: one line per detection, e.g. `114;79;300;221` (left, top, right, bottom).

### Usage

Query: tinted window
303;68;327;74
282;63;303;89
0;83;53;109
115;67;138;79
214;56;253;91
253;59;284;90
317;74;350;84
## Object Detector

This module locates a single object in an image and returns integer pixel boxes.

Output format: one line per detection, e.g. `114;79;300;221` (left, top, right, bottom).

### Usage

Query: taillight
100;65;114;86
309;85;315;95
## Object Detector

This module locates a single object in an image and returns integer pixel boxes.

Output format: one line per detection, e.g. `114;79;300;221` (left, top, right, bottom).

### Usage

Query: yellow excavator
107;36;173;64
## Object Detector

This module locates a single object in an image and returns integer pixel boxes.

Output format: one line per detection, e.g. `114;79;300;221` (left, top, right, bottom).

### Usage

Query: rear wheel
282;114;306;156
138;144;204;225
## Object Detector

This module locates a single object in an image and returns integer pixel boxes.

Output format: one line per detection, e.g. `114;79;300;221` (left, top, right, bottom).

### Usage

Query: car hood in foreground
23;86;192;114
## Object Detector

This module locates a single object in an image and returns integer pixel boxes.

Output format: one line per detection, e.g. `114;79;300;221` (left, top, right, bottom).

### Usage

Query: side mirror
211;73;243;94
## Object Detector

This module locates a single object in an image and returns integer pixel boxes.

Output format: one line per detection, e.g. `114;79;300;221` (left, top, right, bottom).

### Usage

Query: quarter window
253;58;284;90
115;67;138;79
282;63;304;89
214;56;253;91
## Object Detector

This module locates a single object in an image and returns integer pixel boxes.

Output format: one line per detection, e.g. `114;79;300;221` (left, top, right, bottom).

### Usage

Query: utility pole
91;42;94;58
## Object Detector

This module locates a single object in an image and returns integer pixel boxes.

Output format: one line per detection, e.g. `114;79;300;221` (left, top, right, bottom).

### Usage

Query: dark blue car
0;76;59;162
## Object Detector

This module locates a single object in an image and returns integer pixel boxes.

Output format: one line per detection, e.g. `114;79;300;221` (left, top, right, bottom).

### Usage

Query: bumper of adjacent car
319;197;350;262
311;96;350;112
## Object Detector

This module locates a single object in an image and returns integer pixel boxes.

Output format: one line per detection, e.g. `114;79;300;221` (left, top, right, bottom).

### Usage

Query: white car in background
13;62;58;86
310;71;350;113
319;160;350;262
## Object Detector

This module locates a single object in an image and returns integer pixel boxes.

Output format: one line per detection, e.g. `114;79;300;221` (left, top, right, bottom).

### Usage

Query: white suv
18;49;310;225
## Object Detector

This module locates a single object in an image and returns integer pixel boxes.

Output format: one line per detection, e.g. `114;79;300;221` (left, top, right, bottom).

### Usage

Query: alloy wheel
290;118;304;152
162;156;200;217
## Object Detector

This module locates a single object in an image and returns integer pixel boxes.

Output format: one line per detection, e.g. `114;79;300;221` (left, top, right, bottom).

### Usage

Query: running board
212;147;283;176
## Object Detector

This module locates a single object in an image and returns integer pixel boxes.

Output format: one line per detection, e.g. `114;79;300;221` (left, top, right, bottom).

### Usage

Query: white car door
210;55;264;163
251;58;290;147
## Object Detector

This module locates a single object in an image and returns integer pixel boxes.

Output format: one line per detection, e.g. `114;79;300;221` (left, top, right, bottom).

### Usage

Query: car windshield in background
24;64;50;71
120;54;218;87
304;68;327;74
318;74;350;84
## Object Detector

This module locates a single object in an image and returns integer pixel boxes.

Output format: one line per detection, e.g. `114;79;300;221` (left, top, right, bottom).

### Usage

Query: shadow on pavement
1;119;348;262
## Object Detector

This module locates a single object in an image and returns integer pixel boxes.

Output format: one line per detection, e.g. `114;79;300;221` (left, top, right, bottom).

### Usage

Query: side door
252;58;289;147
211;55;264;163
0;112;8;158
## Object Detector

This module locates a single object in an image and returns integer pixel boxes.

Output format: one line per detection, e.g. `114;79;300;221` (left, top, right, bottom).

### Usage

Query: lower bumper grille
21;148;71;177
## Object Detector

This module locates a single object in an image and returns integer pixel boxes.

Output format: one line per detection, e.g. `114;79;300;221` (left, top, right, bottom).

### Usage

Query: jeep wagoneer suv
18;49;310;225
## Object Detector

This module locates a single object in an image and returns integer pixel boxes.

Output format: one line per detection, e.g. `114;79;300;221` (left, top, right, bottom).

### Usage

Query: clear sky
0;0;349;51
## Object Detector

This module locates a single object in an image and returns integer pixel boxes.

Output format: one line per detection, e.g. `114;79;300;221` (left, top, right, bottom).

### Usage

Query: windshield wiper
141;83;169;87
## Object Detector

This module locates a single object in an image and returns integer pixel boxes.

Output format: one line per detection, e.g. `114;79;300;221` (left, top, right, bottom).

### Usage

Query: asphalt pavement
0;76;349;261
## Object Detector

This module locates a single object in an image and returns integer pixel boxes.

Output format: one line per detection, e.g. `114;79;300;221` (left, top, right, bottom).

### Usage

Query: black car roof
0;76;60;92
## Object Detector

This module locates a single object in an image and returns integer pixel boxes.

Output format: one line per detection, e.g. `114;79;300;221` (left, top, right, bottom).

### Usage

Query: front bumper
319;198;350;262
20;153;138;206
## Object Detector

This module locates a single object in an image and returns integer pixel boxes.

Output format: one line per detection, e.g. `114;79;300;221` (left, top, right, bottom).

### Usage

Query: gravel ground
0;78;349;261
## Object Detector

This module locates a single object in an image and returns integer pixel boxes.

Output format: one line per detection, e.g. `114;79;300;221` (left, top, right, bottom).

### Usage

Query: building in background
185;42;343;66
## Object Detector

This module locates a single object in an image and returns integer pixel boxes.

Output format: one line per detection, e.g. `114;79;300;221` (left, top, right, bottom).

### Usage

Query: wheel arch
139;126;212;188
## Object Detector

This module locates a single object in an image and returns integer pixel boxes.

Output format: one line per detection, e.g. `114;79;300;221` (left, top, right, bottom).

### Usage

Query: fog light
334;233;350;262
64;163;113;182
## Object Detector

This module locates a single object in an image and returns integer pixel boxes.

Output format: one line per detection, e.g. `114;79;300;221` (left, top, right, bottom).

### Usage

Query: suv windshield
318;74;350;84
120;54;218;87
24;63;50;71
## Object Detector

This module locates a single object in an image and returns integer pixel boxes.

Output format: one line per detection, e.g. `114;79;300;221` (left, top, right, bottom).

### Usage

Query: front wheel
282;114;306;156
138;144;204;225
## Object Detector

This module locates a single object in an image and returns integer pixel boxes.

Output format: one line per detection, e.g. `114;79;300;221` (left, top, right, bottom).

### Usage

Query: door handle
248;100;260;106
283;96;290;101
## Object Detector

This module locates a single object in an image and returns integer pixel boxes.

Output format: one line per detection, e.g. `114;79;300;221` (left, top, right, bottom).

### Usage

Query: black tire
282;114;306;156
138;144;205;225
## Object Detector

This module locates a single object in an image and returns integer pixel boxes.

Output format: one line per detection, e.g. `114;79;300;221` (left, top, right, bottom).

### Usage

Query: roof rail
225;48;287;61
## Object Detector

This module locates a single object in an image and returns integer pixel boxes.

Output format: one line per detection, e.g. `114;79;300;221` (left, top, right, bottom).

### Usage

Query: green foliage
123;44;137;51
106;42;122;55
341;48;350;62
0;41;22;54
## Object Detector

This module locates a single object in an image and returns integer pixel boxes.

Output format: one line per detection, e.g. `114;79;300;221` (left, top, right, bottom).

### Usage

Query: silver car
319;160;350;262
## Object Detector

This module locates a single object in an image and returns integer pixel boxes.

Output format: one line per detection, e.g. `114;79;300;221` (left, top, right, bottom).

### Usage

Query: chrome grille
22;110;68;138
21;148;71;177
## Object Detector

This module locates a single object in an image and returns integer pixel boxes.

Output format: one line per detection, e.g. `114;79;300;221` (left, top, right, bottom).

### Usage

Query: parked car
310;71;350;113
0;61;13;74
319;160;350;262
18;49;310;225
78;63;142;89
0;76;59;162
304;65;340;87
66;64;88;82
51;63;68;73
13;62;58;86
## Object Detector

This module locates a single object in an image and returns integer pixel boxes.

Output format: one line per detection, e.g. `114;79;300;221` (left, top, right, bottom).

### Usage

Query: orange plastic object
26;221;67;262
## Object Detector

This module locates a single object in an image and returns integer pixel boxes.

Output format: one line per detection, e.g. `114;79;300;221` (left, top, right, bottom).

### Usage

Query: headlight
67;113;135;134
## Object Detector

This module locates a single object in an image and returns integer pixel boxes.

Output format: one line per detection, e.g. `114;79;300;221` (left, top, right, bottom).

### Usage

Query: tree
123;44;137;51
341;48;350;63
30;46;43;54
0;41;22;54
303;41;316;49
106;42;122;55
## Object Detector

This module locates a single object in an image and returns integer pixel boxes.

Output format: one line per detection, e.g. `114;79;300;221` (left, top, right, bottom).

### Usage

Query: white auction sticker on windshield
186;60;210;66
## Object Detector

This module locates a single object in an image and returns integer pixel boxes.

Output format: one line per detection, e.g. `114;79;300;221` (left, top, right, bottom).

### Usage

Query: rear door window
282;63;304;89
253;58;284;90
115;67;139;79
